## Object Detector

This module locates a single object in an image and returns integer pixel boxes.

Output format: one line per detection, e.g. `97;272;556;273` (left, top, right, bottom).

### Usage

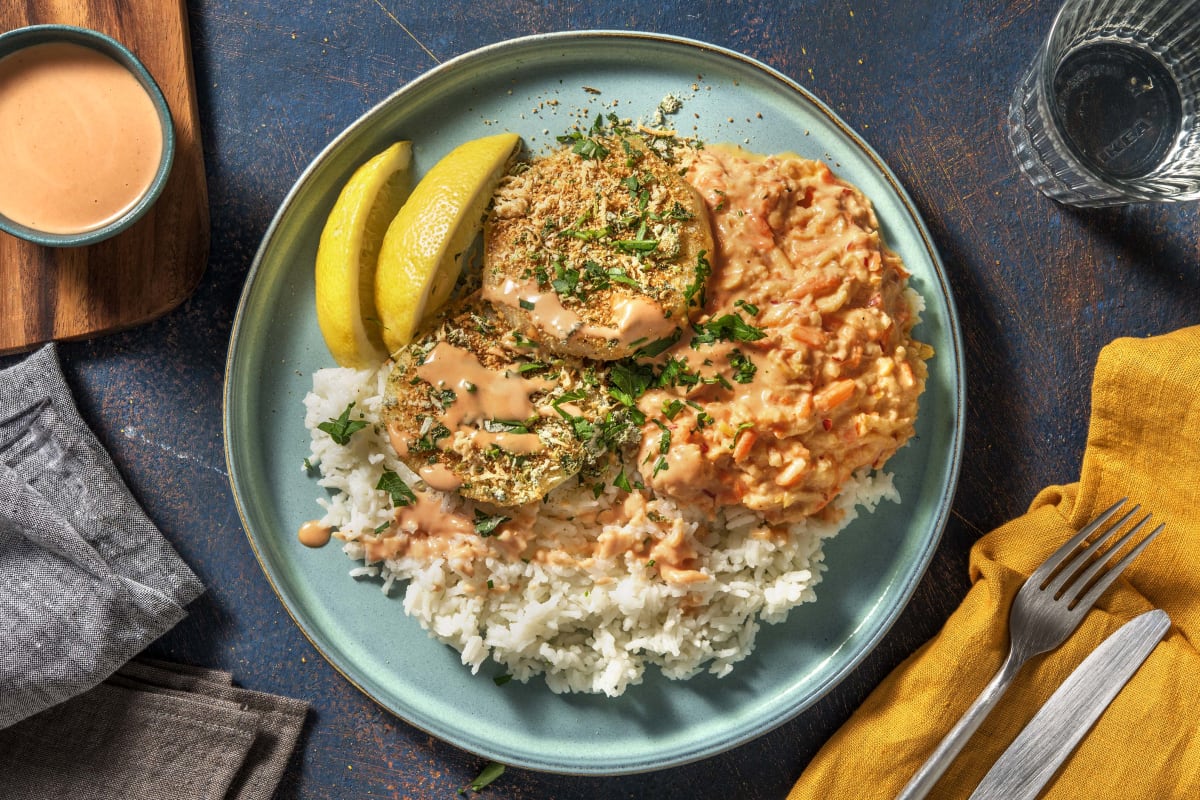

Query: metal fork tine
1028;498;1126;585
1044;504;1140;596
1059;513;1150;603
1070;521;1165;610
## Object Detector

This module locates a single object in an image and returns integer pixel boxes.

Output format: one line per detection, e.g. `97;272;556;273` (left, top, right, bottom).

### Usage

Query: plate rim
223;29;965;775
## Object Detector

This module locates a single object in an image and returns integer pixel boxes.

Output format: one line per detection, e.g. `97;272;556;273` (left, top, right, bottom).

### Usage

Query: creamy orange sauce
386;420;412;457
635;144;928;522
361;491;483;568
418;461;463;492
469;429;543;454
398;341;553;458
0;42;163;233
483;277;676;349
649;523;708;585
576;295;677;347
417;341;547;427
297;519;333;548
484;277;582;340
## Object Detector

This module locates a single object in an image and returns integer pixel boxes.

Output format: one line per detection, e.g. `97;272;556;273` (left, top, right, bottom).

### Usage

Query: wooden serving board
0;0;208;355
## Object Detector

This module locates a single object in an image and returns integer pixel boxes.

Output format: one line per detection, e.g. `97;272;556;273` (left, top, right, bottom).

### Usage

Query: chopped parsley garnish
642;421;671;478
485;419;532;435
511;331;539;348
609;360;656;407
691;401;715;429
412;422;451;452
550;390;596;442
663;201;695;221
734;298;760;316
614;238;659;253
691;312;766;346
460;761;506;794
661;398;684;420
622;173;645;199
553;389;588;406
599;407;644;449
544;257;643;301
550;264;580;296
728;349;758;384
318;402;367;445
684;251;712;308
557;127;610;160
376;470;416;507
518;297;536;311
613;469;632;492
473;509;510;536
559;225;611;241
730;421;754;449
516;361;547;374
633;329;681;358
574;137;609;160
656;356;701;389
703;372;734;390
658;427;671;454
580;259;607;289
570;417;596;440
373;521;391;534
605;265;641;288
434;388;458;410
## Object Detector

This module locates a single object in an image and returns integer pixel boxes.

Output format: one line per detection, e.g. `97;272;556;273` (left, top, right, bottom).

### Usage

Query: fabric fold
0;344;205;729
112;661;311;800
788;326;1200;799
0;659;309;800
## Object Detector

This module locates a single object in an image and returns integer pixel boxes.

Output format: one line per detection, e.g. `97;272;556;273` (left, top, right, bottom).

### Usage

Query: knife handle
967;609;1170;800
895;648;1024;800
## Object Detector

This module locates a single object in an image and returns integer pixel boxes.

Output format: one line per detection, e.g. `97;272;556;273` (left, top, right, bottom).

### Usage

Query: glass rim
1028;0;1199;202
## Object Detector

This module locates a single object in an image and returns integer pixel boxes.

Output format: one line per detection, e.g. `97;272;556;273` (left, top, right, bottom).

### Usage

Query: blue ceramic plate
225;31;964;775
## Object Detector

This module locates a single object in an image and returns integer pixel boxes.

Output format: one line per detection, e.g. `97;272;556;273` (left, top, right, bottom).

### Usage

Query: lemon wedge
375;132;520;353
315;141;413;368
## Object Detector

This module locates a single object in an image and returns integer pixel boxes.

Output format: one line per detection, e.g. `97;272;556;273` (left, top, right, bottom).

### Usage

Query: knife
968;608;1170;800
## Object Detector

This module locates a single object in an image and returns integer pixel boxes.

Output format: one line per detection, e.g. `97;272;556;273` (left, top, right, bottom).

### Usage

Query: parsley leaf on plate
317;402;367;445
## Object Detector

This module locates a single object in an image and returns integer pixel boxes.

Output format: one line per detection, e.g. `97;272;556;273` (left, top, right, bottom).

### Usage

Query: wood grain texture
0;0;208;355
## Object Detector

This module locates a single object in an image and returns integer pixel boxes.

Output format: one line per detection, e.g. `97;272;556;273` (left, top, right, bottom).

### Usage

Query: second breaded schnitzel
380;294;621;506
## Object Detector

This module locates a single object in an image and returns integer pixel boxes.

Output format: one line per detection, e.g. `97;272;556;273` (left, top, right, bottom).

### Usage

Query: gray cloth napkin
0;658;310;800
0;344;205;727
0;346;309;797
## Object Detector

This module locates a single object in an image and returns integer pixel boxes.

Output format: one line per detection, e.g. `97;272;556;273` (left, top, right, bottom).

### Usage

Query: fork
895;498;1164;800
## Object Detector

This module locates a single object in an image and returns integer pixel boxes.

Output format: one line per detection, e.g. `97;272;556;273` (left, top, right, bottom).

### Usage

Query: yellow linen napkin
789;325;1200;800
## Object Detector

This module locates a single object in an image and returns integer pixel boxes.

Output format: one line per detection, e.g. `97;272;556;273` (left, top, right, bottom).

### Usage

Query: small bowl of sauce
0;25;175;247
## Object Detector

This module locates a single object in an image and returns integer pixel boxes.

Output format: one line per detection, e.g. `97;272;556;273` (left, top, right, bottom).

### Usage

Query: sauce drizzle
298;519;333;548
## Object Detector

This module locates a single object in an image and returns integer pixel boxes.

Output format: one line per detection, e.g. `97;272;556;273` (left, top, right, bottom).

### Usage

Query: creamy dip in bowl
0;25;175;247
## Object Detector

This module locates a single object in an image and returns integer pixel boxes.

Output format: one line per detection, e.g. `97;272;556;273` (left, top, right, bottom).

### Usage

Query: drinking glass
1008;0;1200;206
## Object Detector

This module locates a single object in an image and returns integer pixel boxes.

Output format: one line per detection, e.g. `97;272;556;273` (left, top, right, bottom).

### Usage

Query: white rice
302;366;900;697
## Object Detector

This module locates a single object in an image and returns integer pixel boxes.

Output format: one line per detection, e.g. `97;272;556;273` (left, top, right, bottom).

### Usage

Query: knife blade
968;608;1170;800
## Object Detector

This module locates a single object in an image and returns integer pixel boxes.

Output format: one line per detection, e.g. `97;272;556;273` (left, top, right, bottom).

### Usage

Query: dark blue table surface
3;2;1197;797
